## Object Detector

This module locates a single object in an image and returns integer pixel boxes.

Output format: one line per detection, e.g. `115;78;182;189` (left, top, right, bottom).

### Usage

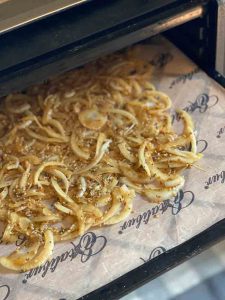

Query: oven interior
0;0;224;96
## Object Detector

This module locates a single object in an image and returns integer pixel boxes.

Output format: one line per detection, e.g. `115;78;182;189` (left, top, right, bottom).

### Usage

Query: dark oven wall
0;0;208;96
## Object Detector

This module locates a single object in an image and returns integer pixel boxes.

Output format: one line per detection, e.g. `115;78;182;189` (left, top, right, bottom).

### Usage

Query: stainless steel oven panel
0;0;90;34
216;0;225;78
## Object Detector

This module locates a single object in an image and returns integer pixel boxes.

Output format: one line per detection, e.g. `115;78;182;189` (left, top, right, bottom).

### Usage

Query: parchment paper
1;36;225;300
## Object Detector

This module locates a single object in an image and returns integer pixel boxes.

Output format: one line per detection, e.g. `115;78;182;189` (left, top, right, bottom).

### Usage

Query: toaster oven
0;1;225;299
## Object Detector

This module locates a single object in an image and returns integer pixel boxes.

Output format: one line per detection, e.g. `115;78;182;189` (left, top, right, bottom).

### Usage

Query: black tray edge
78;218;225;300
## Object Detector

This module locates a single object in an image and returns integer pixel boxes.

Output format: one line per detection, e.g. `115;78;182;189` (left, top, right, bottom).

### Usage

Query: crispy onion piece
42;99;66;136
6;240;41;266
78;109;107;130
109;77;132;93
2;224;15;242
51;178;85;235
5;94;31;114
95;194;111;207
120;177;143;192
121;176;184;202
105;185;135;225
71;131;90;160
25;123;68;143
5;155;20;170
95;166;120;175
95;198;120;225
53;202;85;241
54;202;72;214
19;162;31;189
0;187;8;200
74;139;111;175
0;230;54;271
53;227;79;242
9;212;31;232
32;215;62;222
82;204;103;220
8;178;19;202
77;177;87;197
47;118;66;136
119;162;152;184
105;108;138;125
46;168;70;194
143;176;185;202
118;141;136;163
21;115;68;142
177;109;197;154
139;140;151;176
20;155;41;165
33;161;64;185
51;178;73;204
146;91;171;112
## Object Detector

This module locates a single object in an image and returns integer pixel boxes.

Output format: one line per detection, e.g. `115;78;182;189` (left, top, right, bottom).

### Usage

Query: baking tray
79;218;225;300
77;38;225;299
0;1;224;298
1;36;225;300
